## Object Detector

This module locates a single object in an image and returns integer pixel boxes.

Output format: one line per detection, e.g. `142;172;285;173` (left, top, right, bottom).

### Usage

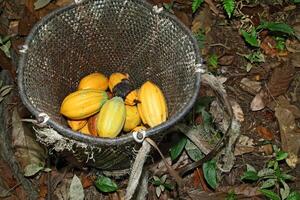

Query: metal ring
132;130;146;143
19;45;28;54
37;113;50;126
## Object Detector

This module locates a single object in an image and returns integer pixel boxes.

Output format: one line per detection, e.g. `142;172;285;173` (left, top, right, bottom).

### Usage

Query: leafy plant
151;175;174;198
208;54;219;71
163;2;174;12
244;51;265;63
195;30;206;49
275;36;286;51
0;35;11;58
203;159;217;189
223;0;235;18
192;0;204;13
95;176;118;193
257;22;294;36
226;191;238;200
34;0;51;10
170;136;187;161
241;147;297;200
291;0;300;3
241;28;260;47
0;80;13;104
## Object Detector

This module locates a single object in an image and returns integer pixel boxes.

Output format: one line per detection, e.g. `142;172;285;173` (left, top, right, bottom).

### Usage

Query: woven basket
17;0;202;170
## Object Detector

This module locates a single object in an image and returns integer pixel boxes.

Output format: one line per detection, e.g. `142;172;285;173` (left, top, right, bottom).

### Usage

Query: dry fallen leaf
11;108;46;173
267;62;295;97
268;96;300;119
240;78;262;95
251;90;266;111
275;106;300;168
258;144;273;155
234;135;255;156
217;184;261;197
256;126;274;140
230;100;244;122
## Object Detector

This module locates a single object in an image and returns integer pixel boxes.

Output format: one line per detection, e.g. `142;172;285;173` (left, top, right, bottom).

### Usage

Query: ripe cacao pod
125;89;138;106
67;119;87;131
87;114;98;136
79;123;91;135
131;125;147;132
78;72;108;91
123;105;141;132
96;97;126;138
108;72;129;92
137;81;168;127
60;89;108;120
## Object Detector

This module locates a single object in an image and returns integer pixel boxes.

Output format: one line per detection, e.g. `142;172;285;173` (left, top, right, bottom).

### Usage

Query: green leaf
259;189;281;200
160;174;167;183
163;3;173;11
226;191;237;200
260;179;276;189
280;180;290;200
287;191;300;200
34;0;51;10
257;22;294;35
195;96;214;114
241;171;259;181
160;184;165;192
0;40;11;58
292;0;300;3
185;139;204;162
241;28;260;47
280;173;295;181
203;160;217;189
95;176;118;193
258;168;275;177
156;186;161;197
163;182;174;190
246;164;257;173
192;0;204;13
43;168;51;173
195;31;206;49
223;0;235;18
244;51;265;63
208;54;218;69
275;37;286;51
24;163;44;177
276;150;288;161
170;137;187;161
69;175;84;200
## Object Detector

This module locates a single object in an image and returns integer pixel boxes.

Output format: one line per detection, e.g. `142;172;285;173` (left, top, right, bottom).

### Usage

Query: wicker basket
17;0;202;170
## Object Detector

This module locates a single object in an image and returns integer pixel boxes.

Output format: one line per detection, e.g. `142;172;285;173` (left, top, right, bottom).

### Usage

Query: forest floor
0;0;299;199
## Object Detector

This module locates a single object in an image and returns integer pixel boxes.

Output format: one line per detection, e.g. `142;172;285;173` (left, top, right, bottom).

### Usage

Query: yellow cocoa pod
125;89;138;106
108;72;129;92
67;119;87;131
78;72;108;91
79;123;91;135
96;97;126;138
131;125;147;132
123;105;141;132
137;81;168;127
60;89;108;120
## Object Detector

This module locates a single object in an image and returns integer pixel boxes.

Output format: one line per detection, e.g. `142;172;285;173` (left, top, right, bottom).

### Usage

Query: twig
204;0;220;15
209;43;231;50
0;183;21;198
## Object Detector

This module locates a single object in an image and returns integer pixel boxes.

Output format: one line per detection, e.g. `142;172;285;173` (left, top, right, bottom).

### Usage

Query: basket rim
17;0;202;147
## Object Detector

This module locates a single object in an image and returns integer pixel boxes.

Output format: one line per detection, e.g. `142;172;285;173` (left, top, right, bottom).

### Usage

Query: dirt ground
0;0;299;199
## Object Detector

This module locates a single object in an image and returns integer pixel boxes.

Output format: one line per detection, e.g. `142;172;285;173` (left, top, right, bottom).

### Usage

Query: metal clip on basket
17;0;202;170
